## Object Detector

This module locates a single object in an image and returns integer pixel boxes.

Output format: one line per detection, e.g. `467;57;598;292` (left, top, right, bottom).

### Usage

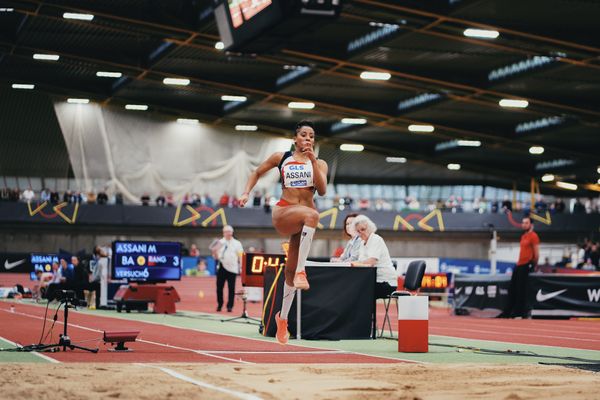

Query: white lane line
432;320;600;337
431;326;600;343
0;335;60;363
0;308;249;364
2;305;417;364
201;350;347;354
138;364;263;400
137;339;253;364
431;334;600;353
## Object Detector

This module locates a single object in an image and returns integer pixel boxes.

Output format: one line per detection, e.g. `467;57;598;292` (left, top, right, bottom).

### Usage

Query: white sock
280;282;296;320
295;225;315;274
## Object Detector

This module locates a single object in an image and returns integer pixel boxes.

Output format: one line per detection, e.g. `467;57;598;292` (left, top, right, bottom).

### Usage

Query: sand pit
1;363;598;400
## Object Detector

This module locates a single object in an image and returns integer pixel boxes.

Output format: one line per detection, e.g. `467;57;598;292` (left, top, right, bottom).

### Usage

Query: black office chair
380;260;426;338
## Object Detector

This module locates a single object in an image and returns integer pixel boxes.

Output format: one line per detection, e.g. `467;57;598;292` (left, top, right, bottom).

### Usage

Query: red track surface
2;273;599;357
0;301;402;364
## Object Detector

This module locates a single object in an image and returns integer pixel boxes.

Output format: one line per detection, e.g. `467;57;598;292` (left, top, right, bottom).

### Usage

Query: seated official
350;215;397;298
331;213;361;263
46;259;67;300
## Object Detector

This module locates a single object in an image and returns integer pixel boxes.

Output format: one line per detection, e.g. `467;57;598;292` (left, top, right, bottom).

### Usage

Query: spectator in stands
191;193;201;206
40;188;51;202
499;216;539;319
96;189;108;205
350;215;397;299
9;188;19;201
189;243;200;257
534;195;547;214
0;187;9;201
201;193;213;208
140;193;151;206
210;225;244;312
49;190;59;204
590;243;599;269
331;213;361;262
501;195;512;213
21;187;35;202
165;192;174;207
552;198;565;213
219;192;230;208
359;198;370;210
63;190;71;203
252;191;262;207
115;191;124;205
46;260;66;300
86;191;97;204
573;199;585;214
491;199;499;213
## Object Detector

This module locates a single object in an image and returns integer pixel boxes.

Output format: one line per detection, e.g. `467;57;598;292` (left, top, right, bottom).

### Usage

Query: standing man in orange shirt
500;216;540;318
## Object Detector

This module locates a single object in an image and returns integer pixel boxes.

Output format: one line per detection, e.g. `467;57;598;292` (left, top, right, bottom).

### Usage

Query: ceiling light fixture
288;102;315;109
177;118;199;125
340;144;364;152
0;8;15;12
529;146;544;155
463;28;499;39
215;42;225;50
360;71;391;80
235;125;258;131
12;84;35;90
33;54;59;61
408;124;435;133
96;71;122;78
556;181;577;191
125;104;148;111
67;98;89;104
386;157;407;163
63;12;94;21
163;78;190;86
341;118;367;125
499;99;528;108
457;140;481;147
541;174;555;182
447;163;461;170
221;95;247;102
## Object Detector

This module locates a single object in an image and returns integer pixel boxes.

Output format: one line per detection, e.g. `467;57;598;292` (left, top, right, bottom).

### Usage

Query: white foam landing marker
138;364;263;400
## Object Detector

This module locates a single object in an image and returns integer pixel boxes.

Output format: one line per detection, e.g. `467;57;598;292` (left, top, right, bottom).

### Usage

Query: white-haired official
210;225;244;312
351;215;397;298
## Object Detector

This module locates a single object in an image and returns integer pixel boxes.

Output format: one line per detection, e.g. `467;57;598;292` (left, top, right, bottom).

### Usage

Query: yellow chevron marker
317;207;338;229
393;215;415;231
529;211;551;225
201;208;228;227
417;209;445;232
27;201;47;216
172;204;202;227
53;202;79;224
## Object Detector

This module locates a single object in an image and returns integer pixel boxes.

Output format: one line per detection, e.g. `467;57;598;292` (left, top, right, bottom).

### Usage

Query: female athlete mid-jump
239;120;328;344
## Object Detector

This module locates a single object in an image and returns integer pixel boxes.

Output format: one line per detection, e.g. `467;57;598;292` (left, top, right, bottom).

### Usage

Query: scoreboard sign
241;252;286;287
112;241;182;282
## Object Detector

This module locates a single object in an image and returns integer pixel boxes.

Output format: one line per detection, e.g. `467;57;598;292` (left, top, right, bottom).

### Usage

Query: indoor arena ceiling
1;0;599;194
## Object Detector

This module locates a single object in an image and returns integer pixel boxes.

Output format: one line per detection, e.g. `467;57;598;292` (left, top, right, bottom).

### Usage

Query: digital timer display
242;252;286;287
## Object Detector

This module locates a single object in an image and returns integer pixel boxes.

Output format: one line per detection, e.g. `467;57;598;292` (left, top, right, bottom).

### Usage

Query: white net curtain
54;101;291;204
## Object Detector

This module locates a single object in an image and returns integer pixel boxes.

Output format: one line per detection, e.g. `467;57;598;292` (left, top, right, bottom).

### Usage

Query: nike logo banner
0;252;32;273
536;289;567;302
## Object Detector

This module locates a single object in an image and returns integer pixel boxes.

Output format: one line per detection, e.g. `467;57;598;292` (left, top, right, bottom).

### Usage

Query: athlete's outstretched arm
239;152;282;207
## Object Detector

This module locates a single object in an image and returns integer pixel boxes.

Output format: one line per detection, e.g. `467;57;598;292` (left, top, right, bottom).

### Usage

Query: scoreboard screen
213;0;283;51
111;241;181;282
30;253;59;280
241;252;286;287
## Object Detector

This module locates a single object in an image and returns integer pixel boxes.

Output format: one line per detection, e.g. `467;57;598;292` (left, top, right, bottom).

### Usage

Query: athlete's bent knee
304;209;319;227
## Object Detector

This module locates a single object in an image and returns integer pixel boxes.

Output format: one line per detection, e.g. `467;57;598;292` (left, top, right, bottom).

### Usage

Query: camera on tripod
57;290;87;307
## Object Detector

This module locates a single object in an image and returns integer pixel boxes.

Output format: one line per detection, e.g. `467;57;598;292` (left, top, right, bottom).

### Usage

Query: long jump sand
1;363;598;400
